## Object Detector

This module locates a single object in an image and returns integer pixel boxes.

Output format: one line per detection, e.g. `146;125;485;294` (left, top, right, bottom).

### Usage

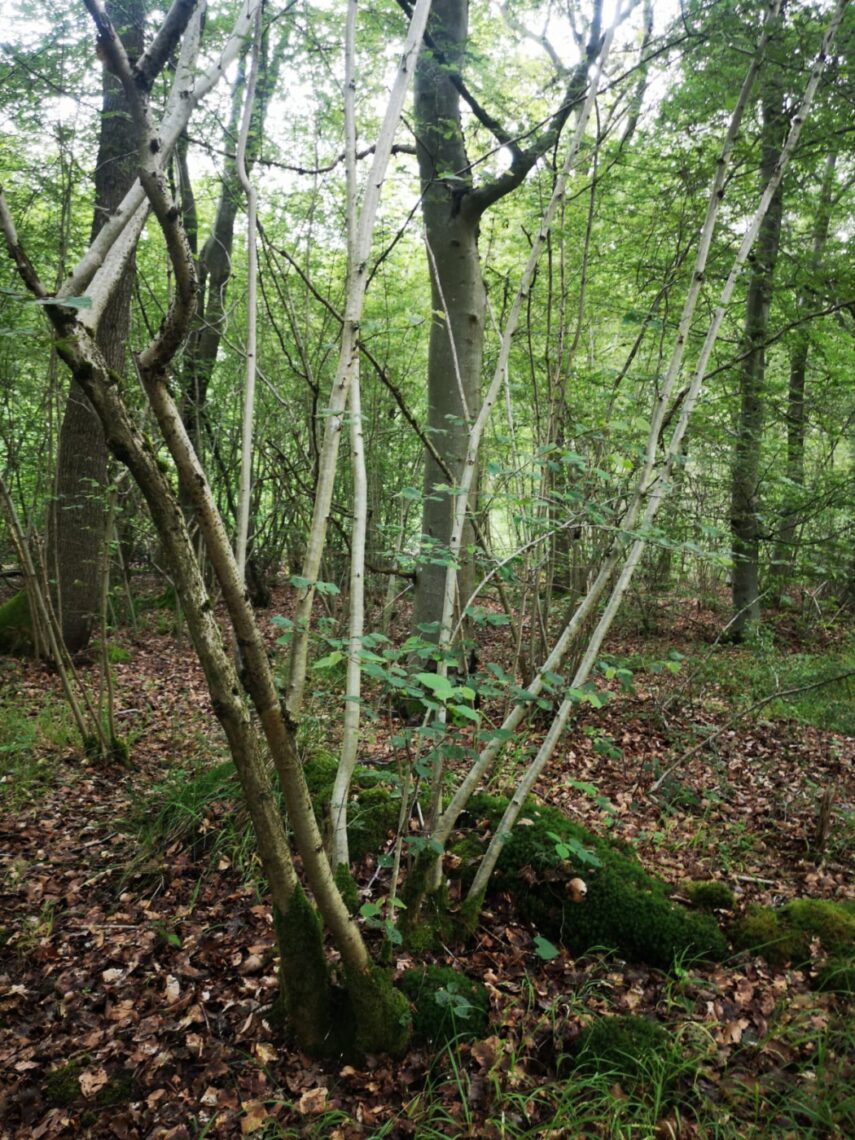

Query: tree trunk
729;80;785;639
47;0;144;653
771;152;837;591
412;0;484;639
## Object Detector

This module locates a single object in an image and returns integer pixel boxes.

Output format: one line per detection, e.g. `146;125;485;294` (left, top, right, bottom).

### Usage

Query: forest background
0;0;854;1136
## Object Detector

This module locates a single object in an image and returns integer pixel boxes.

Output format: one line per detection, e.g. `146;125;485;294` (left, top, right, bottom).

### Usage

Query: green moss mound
684;880;735;910
398;964;490;1046
0;590;32;655
732;899;855;967
573;1015;670;1086
461;794;727;969
303;753;401;859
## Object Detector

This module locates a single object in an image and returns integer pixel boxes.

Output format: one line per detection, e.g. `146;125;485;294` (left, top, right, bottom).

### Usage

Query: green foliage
573;1015;671;1088
398;964;490;1047
462;794;727;968
731;899;855;966
684;880;736;910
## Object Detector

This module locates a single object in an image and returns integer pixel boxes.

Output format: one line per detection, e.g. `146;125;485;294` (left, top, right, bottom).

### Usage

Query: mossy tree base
273;887;335;1057
346;965;412;1057
274;888;412;1059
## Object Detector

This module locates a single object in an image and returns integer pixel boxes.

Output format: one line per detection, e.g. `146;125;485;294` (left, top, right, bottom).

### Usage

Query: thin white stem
234;3;263;583
285;0;434;718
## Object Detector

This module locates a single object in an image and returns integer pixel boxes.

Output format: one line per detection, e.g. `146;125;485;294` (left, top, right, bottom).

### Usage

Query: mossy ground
45;1060;137;1110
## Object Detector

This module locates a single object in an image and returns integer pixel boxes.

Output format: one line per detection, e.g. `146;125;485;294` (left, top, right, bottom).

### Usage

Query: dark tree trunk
771;153;837;591
412;0;484;638
47;0;144;652
729;81;785;639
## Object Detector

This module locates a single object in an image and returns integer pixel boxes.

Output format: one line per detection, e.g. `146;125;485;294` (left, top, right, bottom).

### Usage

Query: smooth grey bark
412;0;484;635
410;0;603;640
47;0;144;652
729;78;786;638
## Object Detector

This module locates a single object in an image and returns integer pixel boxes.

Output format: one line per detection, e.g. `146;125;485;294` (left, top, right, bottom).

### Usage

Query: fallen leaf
240;1100;269;1134
297;1086;329;1115
79;1067;109;1098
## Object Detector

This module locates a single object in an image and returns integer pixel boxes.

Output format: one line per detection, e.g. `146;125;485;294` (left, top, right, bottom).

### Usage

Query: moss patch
348;783;400;860
45;1061;82;1108
398;964;490;1046
731;899;855;967
0;590;32;655
303;753;401;860
459;794;726;969
334;863;360;915
684;880;735;911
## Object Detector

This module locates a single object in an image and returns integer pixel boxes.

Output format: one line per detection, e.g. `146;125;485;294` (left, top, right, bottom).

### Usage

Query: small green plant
398;964;490;1046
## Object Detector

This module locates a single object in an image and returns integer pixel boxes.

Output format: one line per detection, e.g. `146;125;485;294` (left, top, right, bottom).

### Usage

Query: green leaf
533;935;560;960
415;672;456;701
450;703;480;722
32;294;92;309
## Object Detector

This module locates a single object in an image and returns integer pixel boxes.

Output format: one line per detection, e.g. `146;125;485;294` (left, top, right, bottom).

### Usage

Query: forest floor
0;587;853;1138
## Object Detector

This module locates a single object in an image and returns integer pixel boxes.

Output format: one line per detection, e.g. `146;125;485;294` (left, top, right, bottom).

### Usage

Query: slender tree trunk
729;79;786;638
47;0;144;652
